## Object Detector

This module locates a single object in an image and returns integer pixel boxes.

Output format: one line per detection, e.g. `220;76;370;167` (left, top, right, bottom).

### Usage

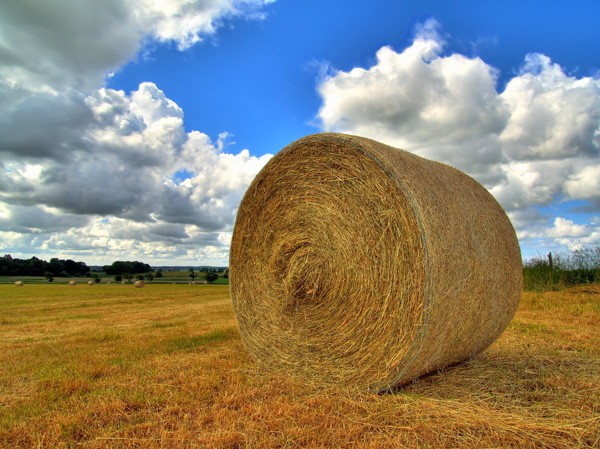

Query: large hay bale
14;281;23;286
230;133;522;392
134;280;145;288
68;280;76;286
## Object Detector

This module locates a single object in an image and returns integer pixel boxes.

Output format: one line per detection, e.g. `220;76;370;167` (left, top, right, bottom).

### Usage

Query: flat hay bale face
230;133;522;392
232;138;426;390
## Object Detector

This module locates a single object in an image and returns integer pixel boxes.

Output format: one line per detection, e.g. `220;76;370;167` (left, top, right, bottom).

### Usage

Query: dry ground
0;283;598;448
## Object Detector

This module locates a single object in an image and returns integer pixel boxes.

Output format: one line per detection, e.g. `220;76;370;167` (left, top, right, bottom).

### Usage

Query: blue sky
109;1;599;156
1;0;599;265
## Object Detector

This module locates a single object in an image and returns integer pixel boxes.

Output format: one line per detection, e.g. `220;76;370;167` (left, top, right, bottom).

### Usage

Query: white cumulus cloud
545;217;600;247
564;165;600;205
317;20;600;255
1;82;271;230
0;0;274;264
0;0;274;94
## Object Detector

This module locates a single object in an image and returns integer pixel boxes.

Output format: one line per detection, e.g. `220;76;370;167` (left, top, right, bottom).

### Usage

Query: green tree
114;275;122;282
145;273;155;282
205;272;219;284
103;261;151;275
44;272;54;283
94;277;101;284
189;268;197;282
155;269;163;278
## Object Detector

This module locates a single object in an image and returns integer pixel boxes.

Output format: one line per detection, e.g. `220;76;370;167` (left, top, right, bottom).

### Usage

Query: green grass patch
510;320;551;335
149;321;181;329
165;328;237;352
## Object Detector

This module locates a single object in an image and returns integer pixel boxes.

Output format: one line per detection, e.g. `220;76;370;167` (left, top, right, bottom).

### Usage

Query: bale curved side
230;133;522;391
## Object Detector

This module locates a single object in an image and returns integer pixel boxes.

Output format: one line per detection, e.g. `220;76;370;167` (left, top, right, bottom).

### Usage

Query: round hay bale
134;280;145;288
68;280;76;286
87;280;94;285
14;281;24;287
230;133;522;392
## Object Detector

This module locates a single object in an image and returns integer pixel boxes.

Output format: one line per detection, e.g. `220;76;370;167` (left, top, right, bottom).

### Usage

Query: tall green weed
523;246;599;291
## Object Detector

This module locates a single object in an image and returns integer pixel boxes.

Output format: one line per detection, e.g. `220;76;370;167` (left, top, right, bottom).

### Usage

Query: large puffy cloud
564;165;600;207
0;91;94;159
317;19;600;253
0;0;136;93
500;54;600;161
0;0;274;93
136;0;275;50
318;20;509;186
0;82;271;265
0;0;274;264
0;204;89;234
516;217;600;252
0;82;271;263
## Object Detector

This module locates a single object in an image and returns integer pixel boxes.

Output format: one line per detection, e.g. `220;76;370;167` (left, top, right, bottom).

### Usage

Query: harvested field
0;284;598;448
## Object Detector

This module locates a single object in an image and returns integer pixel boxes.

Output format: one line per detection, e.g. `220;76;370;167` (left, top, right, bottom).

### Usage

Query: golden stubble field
0;283;598;448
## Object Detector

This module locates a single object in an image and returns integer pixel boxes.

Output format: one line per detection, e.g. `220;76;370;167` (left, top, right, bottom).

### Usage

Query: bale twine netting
230;133;522;392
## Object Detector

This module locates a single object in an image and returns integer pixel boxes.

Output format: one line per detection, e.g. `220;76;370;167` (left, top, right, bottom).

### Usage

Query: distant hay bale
230;133;522;392
134;280;145;288
14;281;23;286
68;281;76;286
87;280;94;285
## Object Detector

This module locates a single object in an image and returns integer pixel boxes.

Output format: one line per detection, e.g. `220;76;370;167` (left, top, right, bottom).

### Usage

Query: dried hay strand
14;281;23;286
230;133;522;392
68;280;76;286
134;280;145;288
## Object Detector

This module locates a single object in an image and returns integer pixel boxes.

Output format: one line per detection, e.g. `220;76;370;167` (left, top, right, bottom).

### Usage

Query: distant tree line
1;255;89;277
102;261;152;275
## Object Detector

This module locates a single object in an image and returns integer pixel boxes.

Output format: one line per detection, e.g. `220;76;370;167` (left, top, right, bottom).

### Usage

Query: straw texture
230;133;522;392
